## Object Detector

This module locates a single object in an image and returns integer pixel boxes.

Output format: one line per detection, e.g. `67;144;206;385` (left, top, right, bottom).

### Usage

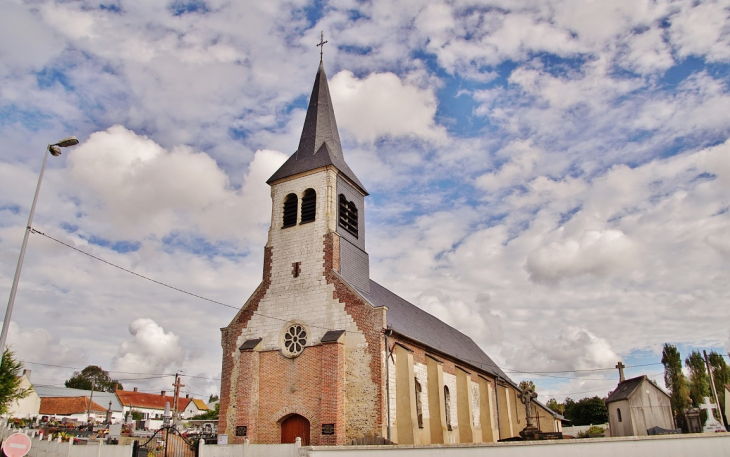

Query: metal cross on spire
316;31;328;62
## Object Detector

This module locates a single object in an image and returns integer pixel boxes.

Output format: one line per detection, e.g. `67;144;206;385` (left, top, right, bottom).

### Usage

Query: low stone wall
198;438;300;457
0;431;133;457
562;423;610;437
302;433;730;457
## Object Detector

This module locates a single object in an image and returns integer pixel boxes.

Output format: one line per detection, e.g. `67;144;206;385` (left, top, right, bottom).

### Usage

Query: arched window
415;378;423;429
444;386;452;431
301;189;316;223
617;408;622;422
283;193;298;228
338;194;358;237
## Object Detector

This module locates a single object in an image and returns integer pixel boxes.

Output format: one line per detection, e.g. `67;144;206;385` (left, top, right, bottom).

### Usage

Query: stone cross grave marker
699;397;726;433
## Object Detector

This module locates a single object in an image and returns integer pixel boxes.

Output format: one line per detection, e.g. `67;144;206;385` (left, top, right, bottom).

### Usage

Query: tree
0;348;30;415
65;365;122;392
208;394;219;403
708;351;729;423
685;350;710;408
546;398;565;415
563;396;608;426
518;380;535;392
661;343;690;427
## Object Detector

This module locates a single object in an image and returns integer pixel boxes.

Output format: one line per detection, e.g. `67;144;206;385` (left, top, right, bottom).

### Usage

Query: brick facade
219;167;384;445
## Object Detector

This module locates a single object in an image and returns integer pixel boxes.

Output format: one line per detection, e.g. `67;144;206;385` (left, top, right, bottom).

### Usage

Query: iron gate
133;426;200;457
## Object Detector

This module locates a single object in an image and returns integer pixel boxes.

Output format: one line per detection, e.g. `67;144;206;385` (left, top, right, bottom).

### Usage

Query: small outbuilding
606;372;674;437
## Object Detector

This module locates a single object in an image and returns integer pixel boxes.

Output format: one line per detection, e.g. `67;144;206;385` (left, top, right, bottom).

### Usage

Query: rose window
284;325;307;356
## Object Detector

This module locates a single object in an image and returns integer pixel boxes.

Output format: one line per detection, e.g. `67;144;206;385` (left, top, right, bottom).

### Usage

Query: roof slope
34;385;123;411
40;397;106;415
191;399;208;411
605;376;646;403
116;390;191;411
352;279;510;381
267;62;367;194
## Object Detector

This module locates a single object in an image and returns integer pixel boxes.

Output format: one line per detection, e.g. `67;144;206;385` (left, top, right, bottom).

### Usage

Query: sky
1;0;729;404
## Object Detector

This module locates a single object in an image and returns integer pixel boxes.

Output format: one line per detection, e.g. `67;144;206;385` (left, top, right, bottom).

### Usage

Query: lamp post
0;136;80;354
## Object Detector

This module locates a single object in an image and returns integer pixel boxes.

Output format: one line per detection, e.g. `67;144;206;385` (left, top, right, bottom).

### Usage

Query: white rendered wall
304;434;730;457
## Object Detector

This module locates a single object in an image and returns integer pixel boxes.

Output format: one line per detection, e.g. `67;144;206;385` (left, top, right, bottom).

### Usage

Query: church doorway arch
281;414;310;445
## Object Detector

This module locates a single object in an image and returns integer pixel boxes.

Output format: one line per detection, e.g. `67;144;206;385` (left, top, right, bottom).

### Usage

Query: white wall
199;439;300;457
0;427;133;457
303;434;730;457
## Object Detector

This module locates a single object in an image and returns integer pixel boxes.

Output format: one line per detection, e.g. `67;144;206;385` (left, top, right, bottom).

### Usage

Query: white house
6;370;41;419
39;397;106;423
116;388;193;429
34;385;125;423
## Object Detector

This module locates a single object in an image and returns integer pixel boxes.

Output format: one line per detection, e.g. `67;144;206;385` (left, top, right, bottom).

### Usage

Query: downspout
384;328;393;442
495;377;501;441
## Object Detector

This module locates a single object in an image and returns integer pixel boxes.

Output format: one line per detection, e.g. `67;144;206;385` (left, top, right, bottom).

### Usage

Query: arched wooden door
281;414;310;445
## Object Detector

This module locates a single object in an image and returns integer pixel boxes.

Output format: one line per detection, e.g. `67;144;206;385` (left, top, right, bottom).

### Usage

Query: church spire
296;61;343;160
267;58;367;194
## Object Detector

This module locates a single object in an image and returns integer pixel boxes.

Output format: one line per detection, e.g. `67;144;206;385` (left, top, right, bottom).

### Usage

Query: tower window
338;194;358;238
283;193;298;228
301;189;316;223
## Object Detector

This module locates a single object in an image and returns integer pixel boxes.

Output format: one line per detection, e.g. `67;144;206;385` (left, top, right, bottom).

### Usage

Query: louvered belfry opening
338;194;358;237
301;188;316;223
283;193;298;228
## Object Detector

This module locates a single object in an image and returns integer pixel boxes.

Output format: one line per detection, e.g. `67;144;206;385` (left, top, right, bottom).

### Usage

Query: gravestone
699;397;726;433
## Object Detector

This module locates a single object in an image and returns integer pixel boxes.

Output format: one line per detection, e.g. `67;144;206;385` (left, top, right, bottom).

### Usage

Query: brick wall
220;168;385;445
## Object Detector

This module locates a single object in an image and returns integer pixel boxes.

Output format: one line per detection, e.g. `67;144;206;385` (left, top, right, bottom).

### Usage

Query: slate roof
116;390;192;411
239;338;262;351
351;279;510;381
321;329;346;343
267;62;367;194
34;385;124;412
40;397;106;415
605;375;646;403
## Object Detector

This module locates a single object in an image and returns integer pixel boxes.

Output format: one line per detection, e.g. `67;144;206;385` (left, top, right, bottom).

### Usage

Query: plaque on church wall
236;426;247;437
322;424;335;435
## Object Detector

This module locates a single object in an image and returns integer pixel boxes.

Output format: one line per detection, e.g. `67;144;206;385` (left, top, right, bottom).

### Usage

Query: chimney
161;391;166;397
133;387;138;392
22;369;31;380
186;394;190;399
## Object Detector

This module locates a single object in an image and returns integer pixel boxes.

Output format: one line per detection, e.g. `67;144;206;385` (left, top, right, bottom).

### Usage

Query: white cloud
417;290;503;345
526;229;639;284
112;318;186;375
504;326;619;373
66;125;285;240
475;140;542;191
330;70;446;143
0;2;64;76
669;0;730;62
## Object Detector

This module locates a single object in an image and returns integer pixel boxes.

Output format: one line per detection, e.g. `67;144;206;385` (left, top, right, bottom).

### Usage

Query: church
218;58;562;446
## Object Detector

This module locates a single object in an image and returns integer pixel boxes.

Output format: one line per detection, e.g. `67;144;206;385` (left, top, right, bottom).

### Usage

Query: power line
21;361;221;381
31;228;237;310
31;228;362;335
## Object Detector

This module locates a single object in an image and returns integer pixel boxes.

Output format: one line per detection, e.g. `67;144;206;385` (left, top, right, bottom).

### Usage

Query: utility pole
172;374;185;424
87;380;96;425
702;350;725;426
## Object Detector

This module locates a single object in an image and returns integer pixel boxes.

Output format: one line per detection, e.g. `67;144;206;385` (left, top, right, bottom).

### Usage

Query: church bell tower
219;59;385;446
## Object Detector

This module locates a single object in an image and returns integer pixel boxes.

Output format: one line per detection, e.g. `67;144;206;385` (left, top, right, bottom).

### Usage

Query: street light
0;136;80;354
